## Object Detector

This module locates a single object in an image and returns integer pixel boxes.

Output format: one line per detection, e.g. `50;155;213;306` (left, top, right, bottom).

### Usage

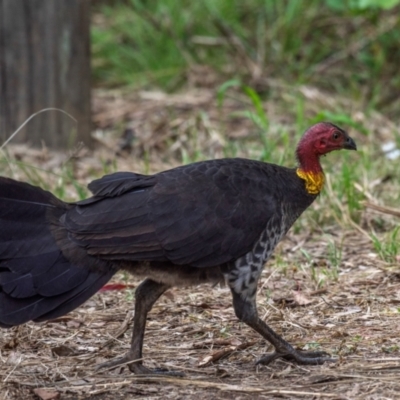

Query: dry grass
2;233;400;399
1;87;400;399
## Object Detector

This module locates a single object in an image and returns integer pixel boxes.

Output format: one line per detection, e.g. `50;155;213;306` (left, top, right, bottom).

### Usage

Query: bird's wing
64;161;281;268
87;171;155;198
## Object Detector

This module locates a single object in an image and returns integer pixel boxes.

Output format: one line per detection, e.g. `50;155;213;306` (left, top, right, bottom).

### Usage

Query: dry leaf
66;319;82;329
99;283;135;292
199;347;235;366
198;341;257;366
33;388;60;400
276;365;292;376
292;291;313;306
6;351;22;366
52;345;76;357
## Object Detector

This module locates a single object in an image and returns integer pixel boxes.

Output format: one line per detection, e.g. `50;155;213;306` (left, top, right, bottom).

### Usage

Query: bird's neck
295;151;325;195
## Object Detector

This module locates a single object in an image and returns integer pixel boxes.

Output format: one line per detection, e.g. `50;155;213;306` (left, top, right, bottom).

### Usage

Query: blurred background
90;0;400;156
92;0;400;105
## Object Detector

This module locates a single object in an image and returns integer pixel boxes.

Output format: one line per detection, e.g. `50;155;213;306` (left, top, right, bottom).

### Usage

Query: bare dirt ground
1;87;400;399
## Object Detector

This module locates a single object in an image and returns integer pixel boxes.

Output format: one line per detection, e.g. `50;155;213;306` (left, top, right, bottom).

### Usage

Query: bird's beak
343;136;357;151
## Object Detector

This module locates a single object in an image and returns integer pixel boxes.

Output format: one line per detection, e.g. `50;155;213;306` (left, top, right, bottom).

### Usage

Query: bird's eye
332;131;340;140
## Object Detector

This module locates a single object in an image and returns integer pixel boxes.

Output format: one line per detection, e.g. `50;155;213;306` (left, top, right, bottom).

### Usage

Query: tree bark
0;0;92;149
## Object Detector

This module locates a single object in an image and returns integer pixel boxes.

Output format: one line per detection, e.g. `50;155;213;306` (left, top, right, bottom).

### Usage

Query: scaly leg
231;290;335;366
96;278;182;375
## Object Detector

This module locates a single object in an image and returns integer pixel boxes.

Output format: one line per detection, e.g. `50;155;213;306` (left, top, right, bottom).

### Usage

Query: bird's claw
256;349;336;366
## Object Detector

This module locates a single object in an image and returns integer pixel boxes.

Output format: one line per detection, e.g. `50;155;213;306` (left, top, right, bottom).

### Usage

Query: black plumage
0;122;356;374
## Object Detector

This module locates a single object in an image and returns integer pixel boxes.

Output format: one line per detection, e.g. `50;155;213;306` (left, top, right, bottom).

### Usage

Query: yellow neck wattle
296;168;325;195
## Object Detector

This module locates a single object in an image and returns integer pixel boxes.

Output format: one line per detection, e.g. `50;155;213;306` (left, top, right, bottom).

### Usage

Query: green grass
91;1;400;118
371;226;400;263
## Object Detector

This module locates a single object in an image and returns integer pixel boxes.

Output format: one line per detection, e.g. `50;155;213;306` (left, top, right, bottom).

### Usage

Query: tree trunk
0;0;92;149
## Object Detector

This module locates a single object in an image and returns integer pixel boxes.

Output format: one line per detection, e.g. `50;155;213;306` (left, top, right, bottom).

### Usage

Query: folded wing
64;161;279;268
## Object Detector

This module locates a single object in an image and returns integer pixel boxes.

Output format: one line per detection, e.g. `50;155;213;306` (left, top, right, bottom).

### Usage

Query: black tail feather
0;177;116;327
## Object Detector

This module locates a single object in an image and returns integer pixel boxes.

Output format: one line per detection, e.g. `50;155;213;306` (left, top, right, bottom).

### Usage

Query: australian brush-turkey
0;122;356;375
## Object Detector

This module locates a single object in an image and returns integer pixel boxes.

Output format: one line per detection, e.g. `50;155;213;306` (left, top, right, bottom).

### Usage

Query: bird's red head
295;122;357;195
297;122;356;159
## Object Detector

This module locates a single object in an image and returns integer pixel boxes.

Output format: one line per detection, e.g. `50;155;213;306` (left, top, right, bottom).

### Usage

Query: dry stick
324;173;352;228
363;202;400;219
0;107;95;194
12;377;342;397
99;311;134;349
357;180;400;220
325;175;380;246
0;108;77;176
3;353;23;383
0;108;77;150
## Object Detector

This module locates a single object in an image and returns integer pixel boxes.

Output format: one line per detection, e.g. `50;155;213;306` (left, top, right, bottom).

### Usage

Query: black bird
0;122;356;374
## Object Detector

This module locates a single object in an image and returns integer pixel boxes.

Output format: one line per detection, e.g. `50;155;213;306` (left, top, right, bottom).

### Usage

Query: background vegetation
92;0;400;117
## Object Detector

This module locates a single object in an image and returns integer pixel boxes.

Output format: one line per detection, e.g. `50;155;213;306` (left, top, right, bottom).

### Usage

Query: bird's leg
96;278;182;375
231;290;335;366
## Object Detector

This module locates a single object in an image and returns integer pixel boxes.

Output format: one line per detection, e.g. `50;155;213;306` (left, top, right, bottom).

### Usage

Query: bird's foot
256;349;335;366
95;354;184;376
